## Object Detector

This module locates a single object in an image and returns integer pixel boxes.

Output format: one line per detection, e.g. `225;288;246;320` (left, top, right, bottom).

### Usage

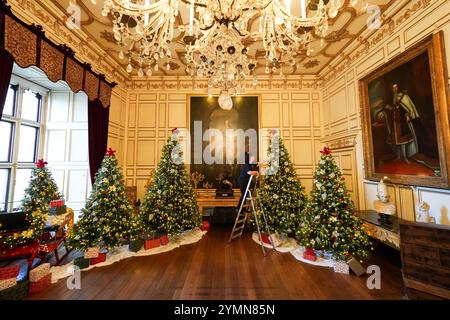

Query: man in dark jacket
237;150;257;210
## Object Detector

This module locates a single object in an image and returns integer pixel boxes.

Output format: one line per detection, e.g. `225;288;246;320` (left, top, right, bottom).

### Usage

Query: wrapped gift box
90;253;107;265
74;257;90;270
0;278;17;291
303;247;317;262
29;273;51;294
144;238;160;250
333;260;350;274
129;239;144;252
84;247;100;259
160;235;169;246
49;205;67;216
0;265;20;281
0;280;29;300
50;199;65;207
29;263;50;282
200;221;210;231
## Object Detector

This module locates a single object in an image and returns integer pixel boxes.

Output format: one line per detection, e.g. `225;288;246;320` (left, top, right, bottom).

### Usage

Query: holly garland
138;128;201;236
0;209;47;249
257;130;307;236
67;148;137;251
0;159;59;249
297;147;371;261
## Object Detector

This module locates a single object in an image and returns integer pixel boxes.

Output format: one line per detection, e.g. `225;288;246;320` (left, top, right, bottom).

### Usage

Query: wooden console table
358;210;400;250
195;189;241;215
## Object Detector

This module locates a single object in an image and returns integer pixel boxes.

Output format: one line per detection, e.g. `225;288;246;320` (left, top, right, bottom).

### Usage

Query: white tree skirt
251;232;333;268
50;229;207;283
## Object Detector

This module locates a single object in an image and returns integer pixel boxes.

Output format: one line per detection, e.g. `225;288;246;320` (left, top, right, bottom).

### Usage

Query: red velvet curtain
0;49;13;121
88;99;110;185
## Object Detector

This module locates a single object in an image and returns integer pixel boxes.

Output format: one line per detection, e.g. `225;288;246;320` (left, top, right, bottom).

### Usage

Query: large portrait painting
189;96;259;189
360;33;450;188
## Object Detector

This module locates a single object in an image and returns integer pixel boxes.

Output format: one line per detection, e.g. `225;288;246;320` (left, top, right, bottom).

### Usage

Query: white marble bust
373;179;396;216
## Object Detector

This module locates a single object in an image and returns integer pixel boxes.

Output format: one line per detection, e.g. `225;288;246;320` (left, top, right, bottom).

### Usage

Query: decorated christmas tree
0;159;60;248
297;147;371;261
67;148;136;250
257;130;307;236
21;159;63;213
138;128;201;236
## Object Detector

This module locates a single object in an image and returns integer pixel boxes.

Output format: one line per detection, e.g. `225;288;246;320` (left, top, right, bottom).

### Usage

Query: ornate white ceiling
49;0;396;77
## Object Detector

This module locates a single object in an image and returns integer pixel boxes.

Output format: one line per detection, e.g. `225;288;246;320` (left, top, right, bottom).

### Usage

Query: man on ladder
229;152;274;256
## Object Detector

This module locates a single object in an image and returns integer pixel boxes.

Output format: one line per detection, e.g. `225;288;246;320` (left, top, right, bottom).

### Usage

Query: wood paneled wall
321;0;450;225
121;87;322;200
108;87;127;165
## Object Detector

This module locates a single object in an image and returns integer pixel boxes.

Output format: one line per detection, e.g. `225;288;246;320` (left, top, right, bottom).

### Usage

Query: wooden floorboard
28;226;404;300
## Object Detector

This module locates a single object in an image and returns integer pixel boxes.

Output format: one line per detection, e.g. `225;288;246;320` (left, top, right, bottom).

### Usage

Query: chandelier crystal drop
103;0;351;108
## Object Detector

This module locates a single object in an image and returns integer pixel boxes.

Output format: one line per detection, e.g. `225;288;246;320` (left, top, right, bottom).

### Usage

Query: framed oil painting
188;95;260;189
359;32;450;189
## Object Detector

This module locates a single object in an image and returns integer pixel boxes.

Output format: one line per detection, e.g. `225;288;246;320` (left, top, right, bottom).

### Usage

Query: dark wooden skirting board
28;227;404;300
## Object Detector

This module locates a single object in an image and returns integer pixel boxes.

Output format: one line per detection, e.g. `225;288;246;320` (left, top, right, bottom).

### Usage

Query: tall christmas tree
257;130;307;236
22;159;63;213
67;148;136;250
138;128;201;236
297;147;371;261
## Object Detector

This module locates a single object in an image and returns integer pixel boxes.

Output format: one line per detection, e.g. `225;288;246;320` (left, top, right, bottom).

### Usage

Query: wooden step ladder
228;171;274;256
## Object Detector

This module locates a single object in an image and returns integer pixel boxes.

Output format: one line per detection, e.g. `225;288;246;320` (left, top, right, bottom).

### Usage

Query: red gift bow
270;129;278;136
35;159;48;168
106;148;116;157
172;128;179;134
320;147;332;155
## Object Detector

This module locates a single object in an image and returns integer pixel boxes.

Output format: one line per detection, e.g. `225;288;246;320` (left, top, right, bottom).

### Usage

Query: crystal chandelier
103;0;347;108
102;0;180;76
183;26;257;97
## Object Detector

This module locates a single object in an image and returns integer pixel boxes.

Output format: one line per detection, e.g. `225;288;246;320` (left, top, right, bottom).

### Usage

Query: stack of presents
73;233;173;270
73;247;108;270
0;199;70;299
0;263;52;299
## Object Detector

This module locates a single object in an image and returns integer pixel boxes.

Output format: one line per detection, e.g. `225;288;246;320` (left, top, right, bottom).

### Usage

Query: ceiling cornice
126;74;323;91
319;0;436;84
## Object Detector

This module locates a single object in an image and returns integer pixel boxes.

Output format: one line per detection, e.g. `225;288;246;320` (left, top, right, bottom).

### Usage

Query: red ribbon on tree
320;147;332;155
172;128;179;134
35;159;48;168
270;129;278;136
106;148;116;157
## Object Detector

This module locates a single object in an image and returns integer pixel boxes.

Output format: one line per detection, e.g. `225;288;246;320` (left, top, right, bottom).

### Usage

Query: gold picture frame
359;32;450;189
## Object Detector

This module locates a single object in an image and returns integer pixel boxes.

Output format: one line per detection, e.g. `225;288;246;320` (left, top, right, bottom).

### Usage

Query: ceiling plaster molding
6;0;128;84
44;0;396;77
319;0;434;85
126;75;323;91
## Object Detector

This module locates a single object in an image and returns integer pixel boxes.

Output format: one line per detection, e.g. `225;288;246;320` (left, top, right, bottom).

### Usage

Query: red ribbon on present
35;159;48;168
172;128;179;134
320;147;332;155
106;148;116;157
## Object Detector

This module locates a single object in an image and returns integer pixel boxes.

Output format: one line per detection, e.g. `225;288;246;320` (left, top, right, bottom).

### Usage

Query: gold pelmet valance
0;0;116;108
